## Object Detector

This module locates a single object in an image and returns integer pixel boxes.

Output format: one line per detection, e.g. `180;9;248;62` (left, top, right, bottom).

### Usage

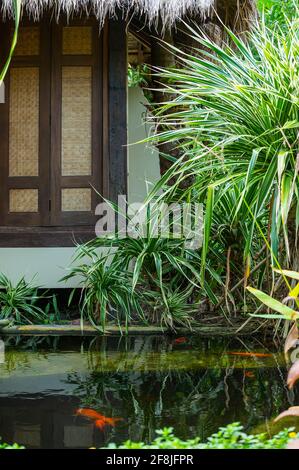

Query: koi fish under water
75;408;122;430
94;417;123;430
227;352;272;358
244;371;255;378
173;337;188;344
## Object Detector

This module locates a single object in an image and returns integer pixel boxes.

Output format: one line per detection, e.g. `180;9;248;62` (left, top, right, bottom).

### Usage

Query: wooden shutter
0;19;51;226
50;19;102;226
0;17;103;230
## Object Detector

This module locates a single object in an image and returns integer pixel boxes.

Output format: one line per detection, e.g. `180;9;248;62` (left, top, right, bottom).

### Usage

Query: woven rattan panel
9;189;39;213
14;27;40;56
9;67;39;177
61;66;92;176
61;188;91;212
62;27;92;55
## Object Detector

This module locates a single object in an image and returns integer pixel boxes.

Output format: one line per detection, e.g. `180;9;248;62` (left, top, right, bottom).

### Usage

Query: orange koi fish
94;417;122;430
227;352;272;358
75;408;102;420
173;337;188;344
244;371;255;378
75;408;122;430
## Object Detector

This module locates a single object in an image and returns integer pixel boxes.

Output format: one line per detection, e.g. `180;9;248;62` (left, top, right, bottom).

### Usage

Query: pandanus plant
147;10;299;293
0;0;20;85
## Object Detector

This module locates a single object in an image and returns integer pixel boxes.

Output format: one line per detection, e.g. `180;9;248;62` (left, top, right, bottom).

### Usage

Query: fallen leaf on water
284;322;299;359
287;361;299;389
274;406;299;422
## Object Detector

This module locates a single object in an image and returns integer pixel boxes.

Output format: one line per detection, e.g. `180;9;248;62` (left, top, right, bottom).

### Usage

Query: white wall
127;87;160;204
0;87;161;288
0;248;77;288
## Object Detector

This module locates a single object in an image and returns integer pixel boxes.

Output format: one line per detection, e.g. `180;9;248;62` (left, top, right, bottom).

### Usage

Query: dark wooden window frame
0;15;128;247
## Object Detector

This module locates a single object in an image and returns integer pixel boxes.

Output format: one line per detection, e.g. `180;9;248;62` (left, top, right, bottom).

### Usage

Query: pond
0;335;298;449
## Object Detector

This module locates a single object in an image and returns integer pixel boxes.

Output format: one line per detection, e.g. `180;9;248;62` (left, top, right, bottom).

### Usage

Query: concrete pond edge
0;323;267;337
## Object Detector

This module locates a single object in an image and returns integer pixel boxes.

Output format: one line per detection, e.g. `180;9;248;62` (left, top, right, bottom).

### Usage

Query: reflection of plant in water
66;358;291;443
0;336;60;373
0;334;296;444
4;335;61;351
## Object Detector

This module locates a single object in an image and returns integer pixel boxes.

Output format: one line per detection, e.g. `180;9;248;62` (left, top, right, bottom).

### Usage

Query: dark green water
0;335;298;448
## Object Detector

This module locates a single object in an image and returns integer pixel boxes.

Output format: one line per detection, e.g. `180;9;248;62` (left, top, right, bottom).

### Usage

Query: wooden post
108;18;128;203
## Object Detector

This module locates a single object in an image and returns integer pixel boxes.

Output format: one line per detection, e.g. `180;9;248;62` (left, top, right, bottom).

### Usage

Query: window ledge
0;226;96;247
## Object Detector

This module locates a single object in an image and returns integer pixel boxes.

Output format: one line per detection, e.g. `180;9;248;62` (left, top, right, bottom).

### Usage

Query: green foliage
43;294;62;324
145;285;198;330
0;441;25;449
0;274;47;325
248;268;299;320
0;0;20;85
62;249;143;332
107;423;297;449
258;0;298;30
1;425;295;450
69;228;201;330
128;64;149;88
147;13;299;307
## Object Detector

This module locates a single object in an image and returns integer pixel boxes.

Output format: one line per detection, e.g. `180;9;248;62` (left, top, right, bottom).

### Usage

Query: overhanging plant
247;268;299;445
0;0;20;85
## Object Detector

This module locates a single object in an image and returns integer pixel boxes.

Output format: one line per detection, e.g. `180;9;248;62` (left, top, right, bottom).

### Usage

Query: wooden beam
108;18;128;203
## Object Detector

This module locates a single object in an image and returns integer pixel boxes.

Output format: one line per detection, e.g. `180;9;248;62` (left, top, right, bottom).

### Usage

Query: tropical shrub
0;274;47;325
147;12;299;309
258;0;297;31
62;249;144;332
106;423;297;449
66;230;201;330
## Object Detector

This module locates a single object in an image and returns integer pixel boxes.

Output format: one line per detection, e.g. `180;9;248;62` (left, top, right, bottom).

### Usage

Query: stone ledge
0;323;264;336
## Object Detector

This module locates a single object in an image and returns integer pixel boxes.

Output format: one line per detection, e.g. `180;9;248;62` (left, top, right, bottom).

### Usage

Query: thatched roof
1;0;218;27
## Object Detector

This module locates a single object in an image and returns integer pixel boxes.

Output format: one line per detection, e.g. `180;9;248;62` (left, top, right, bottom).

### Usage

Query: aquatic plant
0;274;47;325
106;424;298;449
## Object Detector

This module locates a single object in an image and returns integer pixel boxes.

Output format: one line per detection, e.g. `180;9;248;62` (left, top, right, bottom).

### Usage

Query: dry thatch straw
1;0;213;27
1;0;257;31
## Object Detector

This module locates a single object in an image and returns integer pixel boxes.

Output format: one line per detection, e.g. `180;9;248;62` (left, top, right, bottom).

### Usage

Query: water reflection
0;335;298;448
